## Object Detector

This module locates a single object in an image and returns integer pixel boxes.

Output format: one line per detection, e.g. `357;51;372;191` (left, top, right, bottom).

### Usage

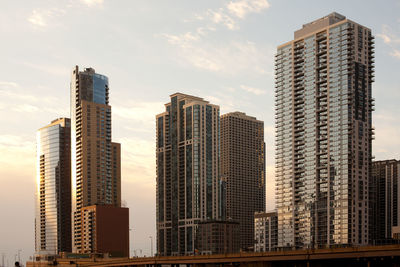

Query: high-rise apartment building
221;112;265;250
35;118;71;255
254;211;278;252
370;160;400;243
71;66;123;253
275;13;374;248
156;93;221;256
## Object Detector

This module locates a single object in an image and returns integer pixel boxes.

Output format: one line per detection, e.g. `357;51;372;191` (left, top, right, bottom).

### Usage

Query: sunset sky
1;0;400;264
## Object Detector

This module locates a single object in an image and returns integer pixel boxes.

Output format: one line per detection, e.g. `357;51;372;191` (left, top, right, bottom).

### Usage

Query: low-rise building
81;205;129;257
254;211;277;252
196;220;240;255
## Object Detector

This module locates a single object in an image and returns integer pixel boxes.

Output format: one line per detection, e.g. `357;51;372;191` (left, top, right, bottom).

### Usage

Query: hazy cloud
204;0;270;30
207;8;238;30
241;85;266;95
118;136;155;185
227;0;270;19
0;81;18;88
113;101;164;125
377;24;400;60
79;0;104;7
390;49;400;59
377;24;400;45
22;61;70;76
163;35;274;74
27;8;66;28
0;135;35;175
162;0;272;74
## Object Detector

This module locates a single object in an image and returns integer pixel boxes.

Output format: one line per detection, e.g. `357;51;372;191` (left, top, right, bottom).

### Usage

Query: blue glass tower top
77;67;109;105
92;73;108;104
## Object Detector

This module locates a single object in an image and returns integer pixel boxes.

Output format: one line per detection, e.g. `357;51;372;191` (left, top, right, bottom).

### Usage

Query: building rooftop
294;12;346;39
38;117;70;131
221;111;262;122
254;210;277;218
169;92;206;102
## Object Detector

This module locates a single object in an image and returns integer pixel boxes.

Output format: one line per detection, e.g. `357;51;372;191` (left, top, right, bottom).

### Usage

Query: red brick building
81;205;129;257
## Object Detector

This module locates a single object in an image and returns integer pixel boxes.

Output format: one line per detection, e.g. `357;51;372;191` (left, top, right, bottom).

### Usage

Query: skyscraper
275;13;374;248
370;160;400;243
35;118;71;255
156;93;221;256
220;112;265;250
70;66;123;253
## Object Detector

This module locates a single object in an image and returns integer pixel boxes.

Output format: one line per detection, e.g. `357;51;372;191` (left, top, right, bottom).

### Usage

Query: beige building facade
70;66;123;253
220;112;265;250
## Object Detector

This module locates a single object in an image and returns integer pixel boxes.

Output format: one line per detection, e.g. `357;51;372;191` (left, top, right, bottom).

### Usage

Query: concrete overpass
27;245;400;267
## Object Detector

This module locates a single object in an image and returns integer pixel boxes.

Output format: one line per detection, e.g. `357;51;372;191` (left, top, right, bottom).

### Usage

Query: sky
1;0;400;264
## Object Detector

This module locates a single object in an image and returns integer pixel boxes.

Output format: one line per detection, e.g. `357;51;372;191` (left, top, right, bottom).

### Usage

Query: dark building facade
370;160;400;244
156;93;221;256
221;112;265;250
81;205;129;257
35;118;71;255
275;13;374;248
70;66;125;253
196;220;240;255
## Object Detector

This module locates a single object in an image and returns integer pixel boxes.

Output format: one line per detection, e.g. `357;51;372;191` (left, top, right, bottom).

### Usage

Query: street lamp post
149;236;153;257
18;249;21;263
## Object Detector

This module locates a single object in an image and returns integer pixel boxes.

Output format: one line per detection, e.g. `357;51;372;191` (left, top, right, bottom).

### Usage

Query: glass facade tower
156;93;221;256
71;66;121;253
275;13;374;248
35;118;71;255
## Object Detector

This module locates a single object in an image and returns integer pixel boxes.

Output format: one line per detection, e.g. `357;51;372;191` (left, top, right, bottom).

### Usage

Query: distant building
392;226;400;240
221;112;265;250
275;12;374;248
196;220;240;255
156;93;222;256
254;211;278;252
81;205;129;257
370;160;400;244
35;118;71;255
70;66;127;254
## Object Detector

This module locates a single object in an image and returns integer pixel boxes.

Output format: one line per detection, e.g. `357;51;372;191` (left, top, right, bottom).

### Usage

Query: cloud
0;81;18;88
227;0;270;19
27;8;66;28
22;61;70;76
79;0;104;7
113;101;164;125
0;85;60;106
161;0;272;74
377;24;400;45
118;136;155;185
27;1;103;30
163;34;274;74
241;85;266;95
207;8;238;30
28;9;47;27
390;49;400;59
12;104;40;113
377;24;400;60
0;135;35;177
204;0;270;30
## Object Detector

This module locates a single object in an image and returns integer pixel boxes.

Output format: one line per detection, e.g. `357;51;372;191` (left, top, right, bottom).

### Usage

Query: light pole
17;249;21;263
149;236;153;257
